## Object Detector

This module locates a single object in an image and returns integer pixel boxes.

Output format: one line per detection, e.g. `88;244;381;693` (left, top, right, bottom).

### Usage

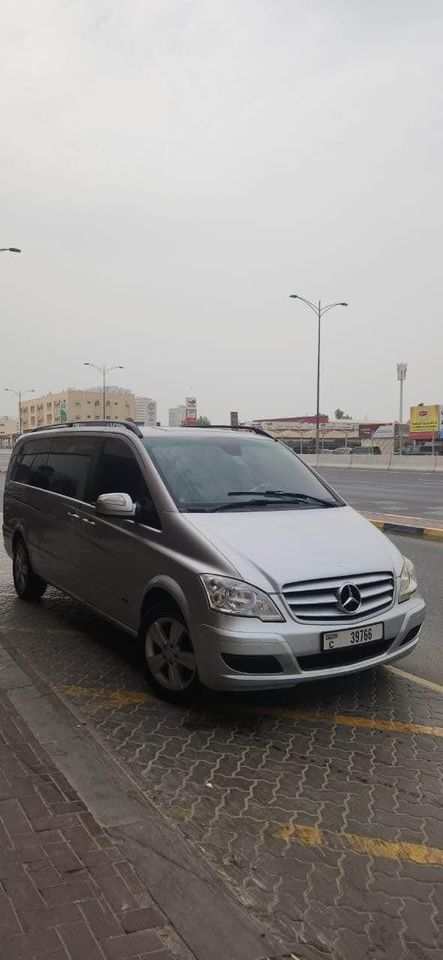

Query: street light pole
397;362;407;456
290;294;348;456
4;388;35;435
0;247;21;253
84;363;124;419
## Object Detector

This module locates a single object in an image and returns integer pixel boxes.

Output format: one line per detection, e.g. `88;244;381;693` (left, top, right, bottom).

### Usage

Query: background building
135;396;157;426
20;387;136;431
168;404;186;427
0;415;19;443
252;415;398;454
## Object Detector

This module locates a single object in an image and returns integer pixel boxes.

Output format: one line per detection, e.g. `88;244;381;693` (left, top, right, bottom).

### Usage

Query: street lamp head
340;302;348;306
289;294;298;299
8;247;21;253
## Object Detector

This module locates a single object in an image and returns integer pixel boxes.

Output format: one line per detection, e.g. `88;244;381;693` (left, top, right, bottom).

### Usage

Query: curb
369;517;443;542
0;635;281;960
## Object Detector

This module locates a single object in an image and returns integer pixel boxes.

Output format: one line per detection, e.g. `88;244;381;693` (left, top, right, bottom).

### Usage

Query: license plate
322;622;384;650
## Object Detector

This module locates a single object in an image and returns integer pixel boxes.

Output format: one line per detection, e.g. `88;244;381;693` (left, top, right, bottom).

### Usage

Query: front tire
139;601;201;704
13;540;47;602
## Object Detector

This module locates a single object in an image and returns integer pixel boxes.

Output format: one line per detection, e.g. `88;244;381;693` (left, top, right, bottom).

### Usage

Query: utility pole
4;388;35;435
397;362;407;456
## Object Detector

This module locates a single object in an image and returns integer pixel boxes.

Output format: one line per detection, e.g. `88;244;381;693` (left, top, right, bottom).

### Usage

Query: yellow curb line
423;527;443;542
59;685;443;737
368;516;443;541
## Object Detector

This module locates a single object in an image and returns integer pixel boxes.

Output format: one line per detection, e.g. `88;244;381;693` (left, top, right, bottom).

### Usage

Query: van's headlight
399;557;418;602
201;575;284;621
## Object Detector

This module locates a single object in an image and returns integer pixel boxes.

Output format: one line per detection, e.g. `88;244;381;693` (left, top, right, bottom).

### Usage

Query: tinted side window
91;439;148;502
45;437;96;500
12;440;50;487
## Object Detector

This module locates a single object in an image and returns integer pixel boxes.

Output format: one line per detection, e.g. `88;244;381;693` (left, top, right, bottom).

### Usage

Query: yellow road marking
387;665;443;696
60;684;443;868
277;823;323;847
59;685;443;737
275;823;443;866
15;627;81;635
60;685;156;706
272;707;443;737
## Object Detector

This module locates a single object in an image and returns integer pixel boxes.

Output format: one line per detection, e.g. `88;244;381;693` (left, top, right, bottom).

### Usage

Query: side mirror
95;492;136;518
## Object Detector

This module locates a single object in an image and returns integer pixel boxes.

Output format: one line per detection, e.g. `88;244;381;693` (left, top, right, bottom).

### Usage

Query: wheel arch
140;577;191;628
12;526;26;551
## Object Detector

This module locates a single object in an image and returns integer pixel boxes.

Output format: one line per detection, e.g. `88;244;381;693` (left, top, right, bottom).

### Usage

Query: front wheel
139;602;201;703
13;540;47;602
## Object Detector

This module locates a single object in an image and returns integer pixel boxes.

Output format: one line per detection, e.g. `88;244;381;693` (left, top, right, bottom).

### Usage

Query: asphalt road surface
0;448;11;468
318;466;443;524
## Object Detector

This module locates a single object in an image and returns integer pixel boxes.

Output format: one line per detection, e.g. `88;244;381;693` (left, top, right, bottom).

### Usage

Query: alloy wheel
145;617;197;691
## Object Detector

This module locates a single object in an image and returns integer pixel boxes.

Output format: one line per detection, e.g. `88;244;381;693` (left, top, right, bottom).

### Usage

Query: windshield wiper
228;490;337;507
210;499;275;512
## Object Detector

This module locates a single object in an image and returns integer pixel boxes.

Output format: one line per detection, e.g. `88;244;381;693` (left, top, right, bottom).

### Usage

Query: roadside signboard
410;404;440;439
185;397;197;426
372;423;395;439
230;411;239;428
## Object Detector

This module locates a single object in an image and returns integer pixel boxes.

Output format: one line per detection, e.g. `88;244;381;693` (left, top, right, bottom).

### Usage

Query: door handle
81;518;96;526
67;512;80;520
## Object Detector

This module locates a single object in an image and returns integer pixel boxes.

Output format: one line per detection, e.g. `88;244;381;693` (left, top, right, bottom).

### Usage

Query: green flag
60;400;67;423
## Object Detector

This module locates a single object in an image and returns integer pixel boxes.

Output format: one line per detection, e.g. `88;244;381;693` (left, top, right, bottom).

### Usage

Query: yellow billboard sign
410;404;440;435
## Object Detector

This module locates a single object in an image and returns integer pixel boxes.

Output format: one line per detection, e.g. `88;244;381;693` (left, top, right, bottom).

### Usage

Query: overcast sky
1;0;442;424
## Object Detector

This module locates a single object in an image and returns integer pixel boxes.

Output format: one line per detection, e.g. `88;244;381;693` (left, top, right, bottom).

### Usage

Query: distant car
410;445;442;456
332;447;381;455
351;446;381;455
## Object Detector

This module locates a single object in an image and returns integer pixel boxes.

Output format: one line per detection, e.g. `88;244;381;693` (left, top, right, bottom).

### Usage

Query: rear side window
11;439;50;487
11;436;95;500
45;437;96;499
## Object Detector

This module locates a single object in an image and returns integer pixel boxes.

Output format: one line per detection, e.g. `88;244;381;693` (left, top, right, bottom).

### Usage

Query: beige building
0;415;19;439
20;387;136;431
135;396;158;426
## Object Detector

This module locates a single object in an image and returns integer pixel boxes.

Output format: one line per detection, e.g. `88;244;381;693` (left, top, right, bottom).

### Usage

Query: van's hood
184;506;403;592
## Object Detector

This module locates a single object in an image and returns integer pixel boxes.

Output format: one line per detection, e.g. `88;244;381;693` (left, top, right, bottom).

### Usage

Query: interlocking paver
0;544;442;959
0;683;188;960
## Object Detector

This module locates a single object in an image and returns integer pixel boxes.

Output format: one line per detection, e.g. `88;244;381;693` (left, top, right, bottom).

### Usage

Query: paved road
0;534;442;959
318;466;443;524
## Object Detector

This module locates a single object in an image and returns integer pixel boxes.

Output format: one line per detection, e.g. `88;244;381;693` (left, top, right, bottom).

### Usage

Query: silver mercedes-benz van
2;422;425;701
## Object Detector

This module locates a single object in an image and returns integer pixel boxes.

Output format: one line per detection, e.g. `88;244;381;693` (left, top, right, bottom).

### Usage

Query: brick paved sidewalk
0;690;178;960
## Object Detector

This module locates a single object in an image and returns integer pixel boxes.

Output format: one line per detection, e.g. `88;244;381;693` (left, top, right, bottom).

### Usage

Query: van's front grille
282;571;395;623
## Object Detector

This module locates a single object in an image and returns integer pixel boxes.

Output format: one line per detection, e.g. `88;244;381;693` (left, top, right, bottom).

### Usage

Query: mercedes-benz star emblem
338;583;362;614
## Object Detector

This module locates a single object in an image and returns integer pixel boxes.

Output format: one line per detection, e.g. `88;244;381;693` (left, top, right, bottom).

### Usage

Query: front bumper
191;593;426;690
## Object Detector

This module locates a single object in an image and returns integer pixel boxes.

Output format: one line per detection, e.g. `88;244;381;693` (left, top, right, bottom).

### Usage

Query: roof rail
186;424;276;441
30;420;144;439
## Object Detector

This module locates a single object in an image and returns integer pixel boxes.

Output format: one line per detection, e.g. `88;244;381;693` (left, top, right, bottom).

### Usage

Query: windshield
143;435;342;512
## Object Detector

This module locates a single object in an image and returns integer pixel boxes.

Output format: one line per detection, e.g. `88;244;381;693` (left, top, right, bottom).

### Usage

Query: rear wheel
139;602;201;703
13;540;47;601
